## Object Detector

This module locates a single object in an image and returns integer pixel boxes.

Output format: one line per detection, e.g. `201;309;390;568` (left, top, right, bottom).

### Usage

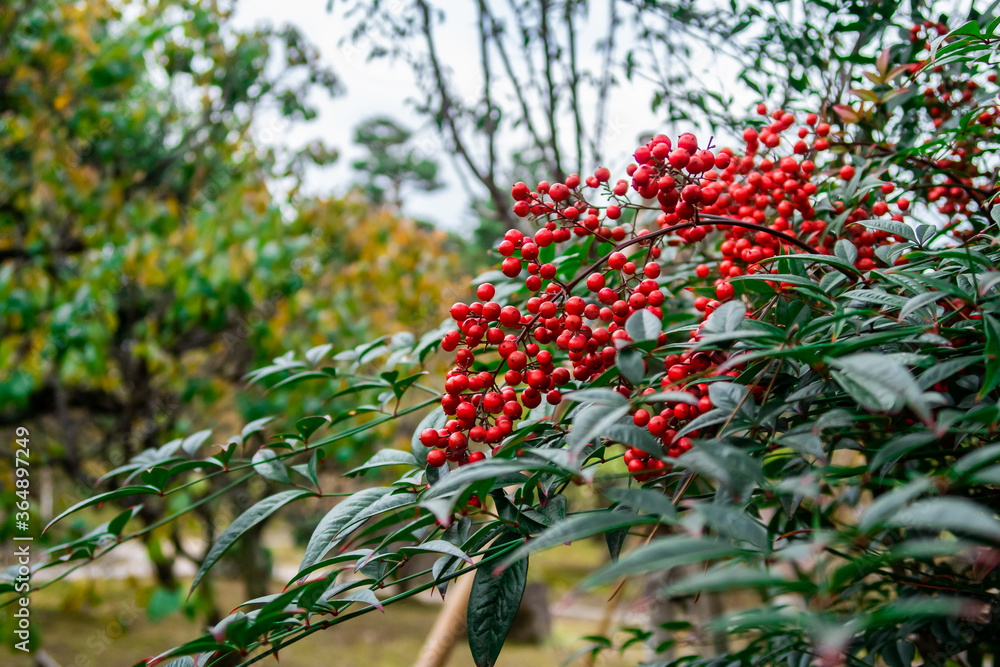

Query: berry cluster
422;107;923;479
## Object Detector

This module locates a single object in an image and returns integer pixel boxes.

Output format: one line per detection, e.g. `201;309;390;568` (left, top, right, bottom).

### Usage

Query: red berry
477;283;495;301
427;449;447;467
716;282;735;301
420;429;440;447
501;256;522;277
586;273;606;291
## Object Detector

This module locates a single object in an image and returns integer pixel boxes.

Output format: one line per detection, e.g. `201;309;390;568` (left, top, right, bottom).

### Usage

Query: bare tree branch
538;0;565;181
415;0;516;228
565;0;584;175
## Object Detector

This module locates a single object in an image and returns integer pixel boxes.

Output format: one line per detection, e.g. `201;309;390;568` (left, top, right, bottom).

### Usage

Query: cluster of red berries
908;20;951;45
904;19;999;232
621;107;911;285
425;114;897;473
423;99;940;476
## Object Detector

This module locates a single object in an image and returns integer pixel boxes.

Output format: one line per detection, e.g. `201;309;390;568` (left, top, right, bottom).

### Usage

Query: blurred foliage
0;0;465;627
351;117;442;210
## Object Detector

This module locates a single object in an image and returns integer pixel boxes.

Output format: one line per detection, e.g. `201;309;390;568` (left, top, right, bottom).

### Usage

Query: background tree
0;0;463;627
351;117;443;210
333;0;981;234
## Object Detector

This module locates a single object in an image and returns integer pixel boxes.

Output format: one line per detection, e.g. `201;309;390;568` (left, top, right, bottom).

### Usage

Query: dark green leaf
299;488;393;571
468;531;528;667
345;449;418;476
192;490;312;593
625;309;662;342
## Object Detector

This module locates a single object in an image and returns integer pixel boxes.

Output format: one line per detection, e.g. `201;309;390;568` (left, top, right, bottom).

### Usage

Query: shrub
8;14;1000;667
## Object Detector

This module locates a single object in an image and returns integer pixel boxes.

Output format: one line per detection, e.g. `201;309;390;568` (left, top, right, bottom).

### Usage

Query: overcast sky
232;1;747;235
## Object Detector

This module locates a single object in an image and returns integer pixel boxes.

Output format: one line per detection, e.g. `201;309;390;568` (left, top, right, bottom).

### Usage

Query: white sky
232;1;748;235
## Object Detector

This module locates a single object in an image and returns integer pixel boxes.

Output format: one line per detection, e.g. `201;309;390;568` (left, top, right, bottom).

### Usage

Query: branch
565;0;584;175
483;0;549;163
0;385;123;426
538;0;564;181
0;237;86;262
592;0;618;165
415;0;516;229
477;0;497;185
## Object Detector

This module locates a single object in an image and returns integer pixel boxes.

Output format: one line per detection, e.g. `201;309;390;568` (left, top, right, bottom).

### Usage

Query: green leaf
296;415;330;440
677;441;762;502
251;448;291;484
859;478;933;533
299;488;393;571
869;432;937;476
899;292;945;320
856;218;917;242
604;487;677;522
568;403;631;455
191;490;312;594
349;491;417;525
829;353;932;423
181;429;213;456
887;498;1000;540
953;443;1000;477
702;300;746;334
331;588;385;612
411;407;447;469
675;407;728;438
834;239;858;265
43;486;160;533
778;433;826;460
345;449;418;476
981;314;1000;398
602;423;663;459
401;539;473;565
305;343;333;365
707;382;750;414
241;416;274;442
693;503;770;551
423;460;537;500
496;509;653;572
616;347;646;385
664;566;809;596
564;388;629;407
917;356;977;390
581;536;736;588
625;309;662;343
640;391;699;406
468;531;528;667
